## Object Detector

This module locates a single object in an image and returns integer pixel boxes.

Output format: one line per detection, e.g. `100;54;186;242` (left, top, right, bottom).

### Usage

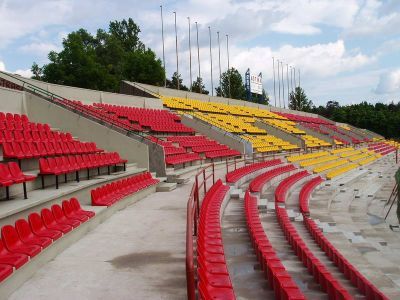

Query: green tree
166;72;189;91
251;89;269;105
33;18;164;92
192;77;209;94
289;87;313;112
216;68;246;100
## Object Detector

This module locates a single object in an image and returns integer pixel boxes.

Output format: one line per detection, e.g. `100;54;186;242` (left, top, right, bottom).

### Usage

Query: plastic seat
0;239;28;269
0;264;13;282
70;198;95;218
28;213;62;240
62;200;89;222
41;208;73;234
1;225;41;257
15;219;52;248
51;205;80;228
8;162;36;182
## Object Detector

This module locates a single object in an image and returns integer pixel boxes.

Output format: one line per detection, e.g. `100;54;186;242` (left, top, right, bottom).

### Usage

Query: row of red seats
299;176;324;215
204;149;241;159
164;147;186;155
274;174;352;299
0;122;51;132
191;145;229;153
0;162;36;199
244;191;305;299
196;180;235;299
275;112;332;125
3;141;101;160
0;198;94;282
39;153;127;189
274;170;309;203
299;178;388;299
165;153;201;165
275;205;352;298
91;172;159;206
0;112;29;124
178;140;218;148
249;164;296;193
225;159;282;183
167;135;207;142
0;129;73;143
324;125;363;144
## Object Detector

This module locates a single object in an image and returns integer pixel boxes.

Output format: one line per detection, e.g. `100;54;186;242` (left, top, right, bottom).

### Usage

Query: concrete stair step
156;182;177;192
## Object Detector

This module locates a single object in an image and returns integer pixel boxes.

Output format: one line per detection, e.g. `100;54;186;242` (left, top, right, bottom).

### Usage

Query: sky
0;0;400;106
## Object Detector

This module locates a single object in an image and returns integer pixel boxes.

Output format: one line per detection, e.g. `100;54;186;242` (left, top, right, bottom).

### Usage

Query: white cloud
0;61;5;71
375;69;400;94
19;42;61;56
14;69;33;78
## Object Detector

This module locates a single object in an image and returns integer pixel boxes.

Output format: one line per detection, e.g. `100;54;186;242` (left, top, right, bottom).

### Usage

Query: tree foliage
192;77;209;95
289;87;313;112
166;72;189;91
31;18;164;92
312;101;400;139
216;68;246;100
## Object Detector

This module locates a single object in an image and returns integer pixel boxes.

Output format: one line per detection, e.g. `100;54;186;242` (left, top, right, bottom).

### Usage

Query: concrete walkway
8;164;229;300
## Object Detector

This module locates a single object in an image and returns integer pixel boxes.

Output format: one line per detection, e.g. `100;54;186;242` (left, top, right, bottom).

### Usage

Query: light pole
298;69;301;89
290;66;294;94
293;66;296;90
226;34;231;98
286;64;290;106
187;17;193;91
217;31;222;97
272;57;277;107
281;61;285;109
208;26;214;96
173;12;179;90
195;21;201;93
160;5;166;87
277;59;281;107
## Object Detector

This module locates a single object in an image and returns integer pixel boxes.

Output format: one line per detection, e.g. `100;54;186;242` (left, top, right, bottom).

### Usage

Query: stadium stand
91;172;159;206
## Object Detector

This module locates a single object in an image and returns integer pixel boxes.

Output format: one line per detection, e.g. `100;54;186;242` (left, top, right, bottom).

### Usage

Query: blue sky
0;0;400;106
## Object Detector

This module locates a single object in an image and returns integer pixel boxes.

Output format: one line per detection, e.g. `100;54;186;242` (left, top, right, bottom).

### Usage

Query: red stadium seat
28;213;62;241
1;225;41;257
15;219;52;248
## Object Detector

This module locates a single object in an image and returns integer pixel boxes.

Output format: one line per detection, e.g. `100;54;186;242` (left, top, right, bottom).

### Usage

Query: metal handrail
186;163;215;300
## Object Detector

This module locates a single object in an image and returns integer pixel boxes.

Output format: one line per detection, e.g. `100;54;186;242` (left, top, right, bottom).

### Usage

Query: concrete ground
8;164;228;300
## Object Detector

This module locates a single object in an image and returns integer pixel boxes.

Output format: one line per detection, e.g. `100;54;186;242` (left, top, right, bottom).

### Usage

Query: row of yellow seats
300;155;338;167
243;135;299;153
313;159;348;173
358;156;378;165
340;150;363;158
263;119;305;134
330;147;354;154
302;135;331;147
287;151;329;162
326;163;358;179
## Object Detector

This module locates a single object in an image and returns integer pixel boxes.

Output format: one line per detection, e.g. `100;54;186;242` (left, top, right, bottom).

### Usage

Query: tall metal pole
286;64;290;106
298;69;301;89
188;17;193;91
293;67;296;90
208;26;214;96
173;12;179;90
277;59;281;107
160;5;166;87
281;61;285;109
272;57;276;107
290;66;294;94
217;31;222;97
226;34;231;98
195;22;201;93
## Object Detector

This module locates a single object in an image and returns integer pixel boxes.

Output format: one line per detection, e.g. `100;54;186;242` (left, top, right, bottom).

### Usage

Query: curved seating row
274;170;309;203
274;173;352;299
3;141;101;160
39;153;127;189
0;198;94;283
299;178;388;300
165;153;201;166
91;172;159;206
225;159;282;183
196;179;235;299
0;162;36;200
204;149;241;159
244;191;305;299
249;164;296;193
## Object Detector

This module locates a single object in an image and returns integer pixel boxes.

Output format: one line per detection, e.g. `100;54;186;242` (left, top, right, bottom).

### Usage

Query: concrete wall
24;93;150;169
254;120;305;148
320;125;352;144
181;114;252;155
0;86;24;114
297;123;334;145
0;71;163;109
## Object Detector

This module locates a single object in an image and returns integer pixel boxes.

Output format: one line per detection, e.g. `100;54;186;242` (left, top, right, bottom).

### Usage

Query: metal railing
186;163;215;300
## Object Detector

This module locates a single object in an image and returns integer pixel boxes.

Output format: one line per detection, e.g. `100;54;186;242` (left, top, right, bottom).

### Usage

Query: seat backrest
1;225;20;248
28;212;46;234
0;163;13;181
41;208;56;227
47;157;58;170
51;205;66;221
8;162;23;178
62;200;74;216
15;219;34;240
70;198;82;210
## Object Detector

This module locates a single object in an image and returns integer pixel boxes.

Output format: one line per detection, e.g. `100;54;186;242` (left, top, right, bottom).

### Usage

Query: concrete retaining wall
181;114;252;155
254;120;305;148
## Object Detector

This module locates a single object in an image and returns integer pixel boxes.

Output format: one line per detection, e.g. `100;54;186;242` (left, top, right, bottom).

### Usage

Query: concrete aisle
8;180;194;300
